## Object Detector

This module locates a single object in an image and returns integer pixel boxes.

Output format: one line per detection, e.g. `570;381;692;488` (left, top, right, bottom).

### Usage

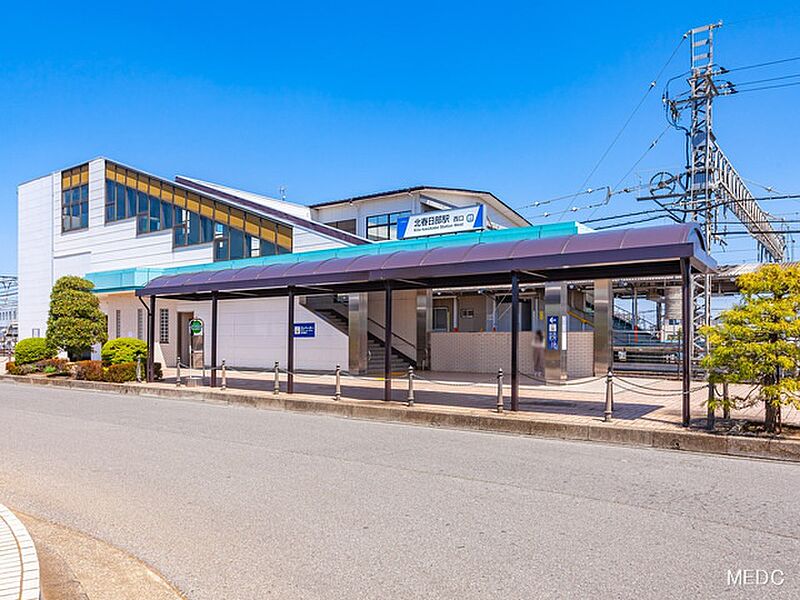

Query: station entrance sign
397;204;485;239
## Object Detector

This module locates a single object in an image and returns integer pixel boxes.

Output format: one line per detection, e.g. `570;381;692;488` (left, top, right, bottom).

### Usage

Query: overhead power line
546;34;687;221
731;80;800;95
724;55;800;74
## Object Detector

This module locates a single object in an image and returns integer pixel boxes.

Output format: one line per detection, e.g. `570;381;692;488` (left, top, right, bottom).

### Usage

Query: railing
613;305;658;334
304;294;417;364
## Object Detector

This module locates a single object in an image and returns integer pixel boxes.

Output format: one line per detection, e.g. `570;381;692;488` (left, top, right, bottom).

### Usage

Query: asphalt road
0;382;798;599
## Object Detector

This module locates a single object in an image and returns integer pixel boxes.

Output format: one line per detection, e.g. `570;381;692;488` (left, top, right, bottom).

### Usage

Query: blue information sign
293;322;316;338
546;315;559;350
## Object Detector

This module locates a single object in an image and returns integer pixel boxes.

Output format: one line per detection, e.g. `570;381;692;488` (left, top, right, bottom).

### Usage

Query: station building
17;158;715;395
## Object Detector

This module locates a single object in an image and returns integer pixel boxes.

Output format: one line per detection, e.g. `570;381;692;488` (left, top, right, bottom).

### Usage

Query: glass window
325;219;357;235
102;163;294;261
201;216;213;243
149;196;161;231
162;201;174;229
366;211;409;241
159;308;169;344
229;228;244;260
61;183;89;232
126;187;137;218
174;225;186;247
187;211;201;245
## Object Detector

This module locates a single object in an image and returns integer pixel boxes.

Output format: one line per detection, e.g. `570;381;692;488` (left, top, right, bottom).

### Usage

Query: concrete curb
0;503;40;600
3;374;800;463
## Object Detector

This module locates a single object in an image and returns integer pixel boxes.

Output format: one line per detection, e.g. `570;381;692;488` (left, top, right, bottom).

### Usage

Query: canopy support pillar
681;258;692;427
511;271;520;411
210;292;218;388
147;295;156;382
384;281;393;402
287;287;295;394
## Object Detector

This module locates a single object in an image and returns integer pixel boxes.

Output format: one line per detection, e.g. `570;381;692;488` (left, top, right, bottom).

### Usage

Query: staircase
304;295;415;374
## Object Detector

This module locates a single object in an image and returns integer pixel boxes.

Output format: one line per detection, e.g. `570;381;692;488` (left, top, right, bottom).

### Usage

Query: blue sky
2;1;800;274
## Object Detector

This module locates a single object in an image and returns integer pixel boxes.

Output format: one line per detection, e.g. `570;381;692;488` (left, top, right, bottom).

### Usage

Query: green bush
5;361;34;375
74;360;104;381
103;362;137;383
101;338;148;365
14;338;55;365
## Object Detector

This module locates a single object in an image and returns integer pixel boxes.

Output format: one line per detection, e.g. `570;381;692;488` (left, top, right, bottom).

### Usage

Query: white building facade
18;157;546;373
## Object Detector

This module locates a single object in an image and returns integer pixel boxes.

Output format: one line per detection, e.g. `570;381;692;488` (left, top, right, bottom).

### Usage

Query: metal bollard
221;360;227;390
706;382;715;431
722;381;730;419
273;361;280;395
406;365;415;407
334;364;341;401
176;356;182;387
135;357;142;383
496;368;504;413
604;370;614;422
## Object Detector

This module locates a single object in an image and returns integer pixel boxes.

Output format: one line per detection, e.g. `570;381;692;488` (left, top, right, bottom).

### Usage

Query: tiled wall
431;331;595;378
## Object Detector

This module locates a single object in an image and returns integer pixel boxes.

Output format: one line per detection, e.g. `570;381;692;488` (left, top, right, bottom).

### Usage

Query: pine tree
701;264;800;434
46;276;108;360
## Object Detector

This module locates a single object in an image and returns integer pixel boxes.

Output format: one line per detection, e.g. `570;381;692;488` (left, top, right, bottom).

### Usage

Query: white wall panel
17;173;55;338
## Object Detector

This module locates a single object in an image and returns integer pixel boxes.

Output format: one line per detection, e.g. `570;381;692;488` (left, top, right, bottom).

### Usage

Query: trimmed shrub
37;358;70;376
5;361;35;375
15;337;55;365
46;276;107;360
103;362;137;383
74;360;104;381
101;338;148;365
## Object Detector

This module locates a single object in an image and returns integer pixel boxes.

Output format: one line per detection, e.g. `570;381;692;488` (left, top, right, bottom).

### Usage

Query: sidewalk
164;366;800;429
0;504;39;600
16;511;184;600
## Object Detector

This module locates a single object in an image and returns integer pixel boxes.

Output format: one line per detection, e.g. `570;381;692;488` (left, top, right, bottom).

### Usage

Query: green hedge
104;362;138;383
7;358;70;376
14;337;56;365
73;360;139;382
74;360;104;381
101;338;147;365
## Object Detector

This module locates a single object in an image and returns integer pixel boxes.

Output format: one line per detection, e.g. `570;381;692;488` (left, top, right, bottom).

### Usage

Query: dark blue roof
137;223;715;300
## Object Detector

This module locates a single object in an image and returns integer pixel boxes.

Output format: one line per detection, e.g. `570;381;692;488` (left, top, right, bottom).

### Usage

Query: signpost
293;322;316;338
546;315;559;351
189;318;204;370
396;205;485;240
189;319;203;336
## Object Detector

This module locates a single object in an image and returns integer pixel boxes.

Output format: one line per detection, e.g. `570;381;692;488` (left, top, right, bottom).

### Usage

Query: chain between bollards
496;368;504;413
334;364;341;401
604;369;614;422
221;360;227;390
135;356;142;383
273;361;280;395
176;355;182;387
406;365;415;407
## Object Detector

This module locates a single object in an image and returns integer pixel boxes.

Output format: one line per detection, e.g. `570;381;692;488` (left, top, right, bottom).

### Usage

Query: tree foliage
46;276;107;360
701;264;800;433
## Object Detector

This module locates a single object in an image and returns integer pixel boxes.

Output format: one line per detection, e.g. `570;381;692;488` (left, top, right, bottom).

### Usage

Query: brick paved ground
162;366;800;430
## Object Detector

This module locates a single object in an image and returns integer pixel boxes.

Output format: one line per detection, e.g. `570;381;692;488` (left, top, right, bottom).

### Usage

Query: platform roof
136;223;715;301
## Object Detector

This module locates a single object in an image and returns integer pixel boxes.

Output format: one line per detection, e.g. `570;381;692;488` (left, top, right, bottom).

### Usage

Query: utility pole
663;22;788;368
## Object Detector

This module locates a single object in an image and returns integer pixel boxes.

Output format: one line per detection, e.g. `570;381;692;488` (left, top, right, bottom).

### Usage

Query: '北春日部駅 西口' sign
396;204;485;239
